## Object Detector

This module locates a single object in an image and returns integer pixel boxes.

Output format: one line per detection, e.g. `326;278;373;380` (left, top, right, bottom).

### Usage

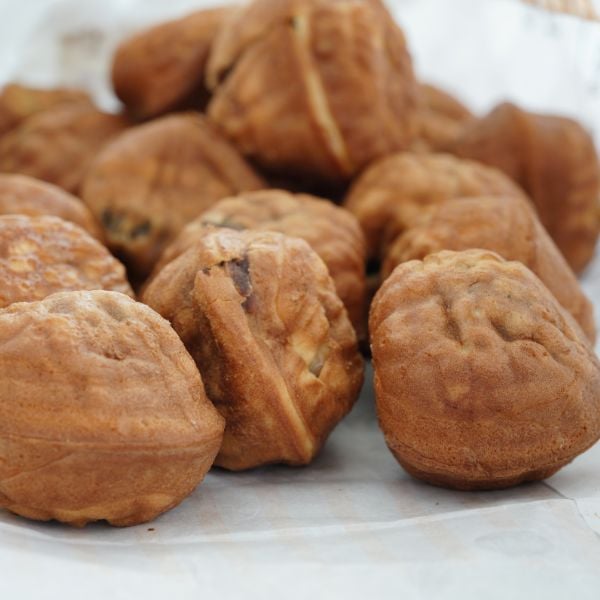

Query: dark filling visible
101;209;152;240
222;255;255;312
130;220;151;239
227;256;252;297
101;208;120;231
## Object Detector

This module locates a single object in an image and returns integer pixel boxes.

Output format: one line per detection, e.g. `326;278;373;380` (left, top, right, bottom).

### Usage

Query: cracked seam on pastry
197;253;317;462
269;243;318;459
292;12;353;176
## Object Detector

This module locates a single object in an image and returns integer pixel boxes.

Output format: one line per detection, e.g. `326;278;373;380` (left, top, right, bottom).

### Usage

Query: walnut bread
152;189;367;340
206;0;418;181
370;250;600;490
0;174;103;240
0;290;225;526
0;215;133;308
451;102;600;273
143;227;364;470
82;113;265;281
381;194;596;342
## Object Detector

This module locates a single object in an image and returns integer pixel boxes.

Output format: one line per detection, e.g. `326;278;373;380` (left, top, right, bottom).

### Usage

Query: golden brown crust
0;174;102;240
411;113;464;154
0;290;224;526
0;103;129;194
0;215;133;307
382;195;596;341
143;228;363;470
451;102;600;273
112;7;235;119
206;0;418;181
81;113;265;281
411;84;473;152
344;152;527;259
370;249;600;490
419;84;472;123
0;84;91;137
153;189;367;339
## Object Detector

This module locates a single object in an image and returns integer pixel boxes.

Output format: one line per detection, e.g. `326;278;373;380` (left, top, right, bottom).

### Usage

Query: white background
0;1;599;598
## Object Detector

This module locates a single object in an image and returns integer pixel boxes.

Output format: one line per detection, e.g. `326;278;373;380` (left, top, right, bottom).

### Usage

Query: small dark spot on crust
101;208;120;231
440;298;461;343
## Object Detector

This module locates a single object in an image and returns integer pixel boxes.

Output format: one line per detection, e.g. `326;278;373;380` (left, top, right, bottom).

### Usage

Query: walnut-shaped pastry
0;215;133;308
419;84;472;123
0;103;128;194
0;174;102;240
206;0;418;181
371;249;600;490
382;195;595;341
143;228;363;470
451;102;600;273
112;7;234;119
153;189;367;338
0;83;91;137
82;113;265;282
411;83;472;152
0;290;224;526
344;152;526;259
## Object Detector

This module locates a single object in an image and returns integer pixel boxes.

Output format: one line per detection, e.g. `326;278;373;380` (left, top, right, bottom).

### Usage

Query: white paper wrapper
0;1;600;598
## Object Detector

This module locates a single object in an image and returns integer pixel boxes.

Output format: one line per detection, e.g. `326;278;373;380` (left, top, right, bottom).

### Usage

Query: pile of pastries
0;0;599;526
